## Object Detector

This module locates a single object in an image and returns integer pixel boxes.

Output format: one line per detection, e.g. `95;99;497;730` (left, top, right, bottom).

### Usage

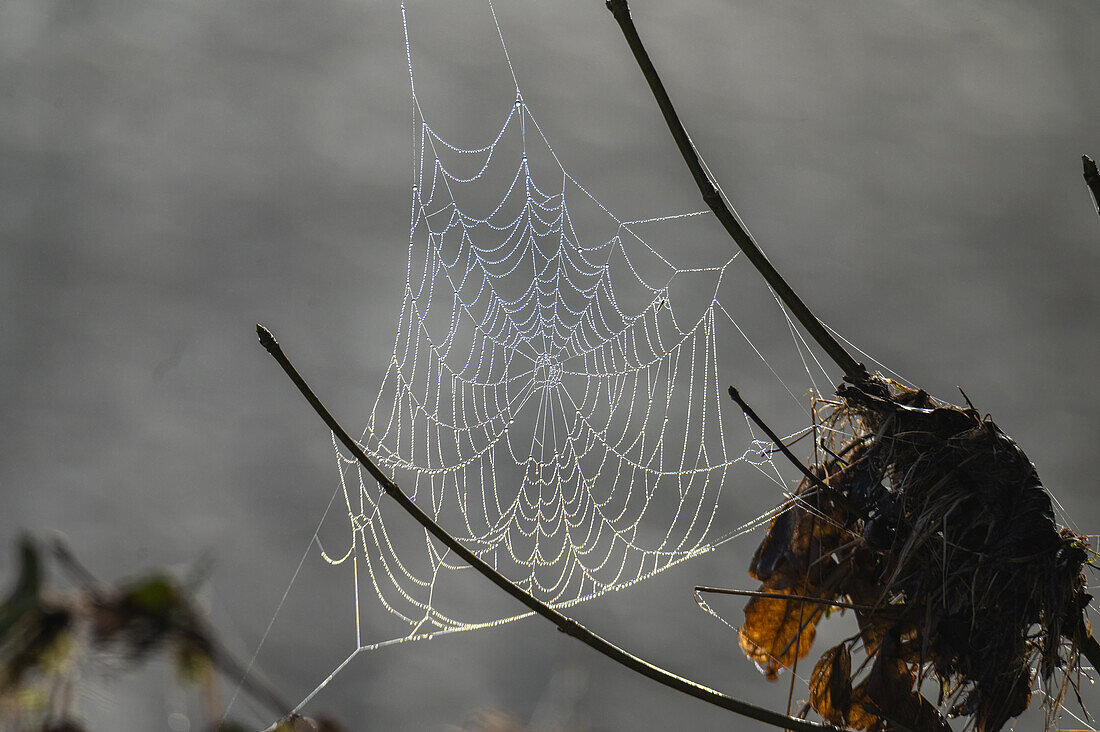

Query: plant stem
604;0;867;384
257;324;847;732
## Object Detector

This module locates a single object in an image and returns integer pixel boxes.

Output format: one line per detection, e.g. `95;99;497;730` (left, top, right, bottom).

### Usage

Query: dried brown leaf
809;643;852;725
846;683;881;731
749;479;847;591
739;583;824;680
862;635;951;732
974;666;1031;732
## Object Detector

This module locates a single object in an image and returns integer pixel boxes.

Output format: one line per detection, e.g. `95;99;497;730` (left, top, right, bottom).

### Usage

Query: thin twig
729;385;863;519
1084;155;1100;218
1069;153;1100;669
604;0;867;385
693;586;884;614
257;324;848;732
201;633;294;721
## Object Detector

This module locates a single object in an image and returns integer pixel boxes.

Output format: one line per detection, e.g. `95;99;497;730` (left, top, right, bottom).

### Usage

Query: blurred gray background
3;0;1100;729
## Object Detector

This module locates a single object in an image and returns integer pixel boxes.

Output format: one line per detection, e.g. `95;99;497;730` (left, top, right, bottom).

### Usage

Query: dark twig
729;387;822;489
1081;634;1100;673
1036;152;1100;674
257;324;848;732
201;634;294;721
604;0;867;385
1084;155;1100;218
728;386;863;519
1074;615;1100;674
693;586;885;615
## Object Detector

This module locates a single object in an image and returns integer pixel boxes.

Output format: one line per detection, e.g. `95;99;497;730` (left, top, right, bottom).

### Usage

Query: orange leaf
809;643;852;725
739;583;824;680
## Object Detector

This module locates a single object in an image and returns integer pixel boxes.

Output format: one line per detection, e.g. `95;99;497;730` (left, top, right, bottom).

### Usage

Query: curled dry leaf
741;469;852;680
808;643;852;725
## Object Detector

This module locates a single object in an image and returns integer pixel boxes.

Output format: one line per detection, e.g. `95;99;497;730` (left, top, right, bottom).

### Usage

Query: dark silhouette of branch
604;0;867;385
694;586;879;614
257;324;848;732
1084;155;1100;218
1053;153;1100;674
728;386;864;520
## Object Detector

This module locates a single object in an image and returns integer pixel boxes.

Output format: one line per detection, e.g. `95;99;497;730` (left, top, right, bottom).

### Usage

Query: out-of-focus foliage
0;537;346;732
455;709;580;732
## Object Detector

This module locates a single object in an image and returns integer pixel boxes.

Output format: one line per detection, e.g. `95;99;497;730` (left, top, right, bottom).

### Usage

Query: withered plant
726;377;1096;731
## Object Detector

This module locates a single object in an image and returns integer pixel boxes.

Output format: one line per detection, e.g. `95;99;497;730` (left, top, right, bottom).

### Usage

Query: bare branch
257;324;849;732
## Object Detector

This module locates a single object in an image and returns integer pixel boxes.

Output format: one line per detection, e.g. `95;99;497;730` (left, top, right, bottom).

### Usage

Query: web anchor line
604;0;867;386
258;324;846;732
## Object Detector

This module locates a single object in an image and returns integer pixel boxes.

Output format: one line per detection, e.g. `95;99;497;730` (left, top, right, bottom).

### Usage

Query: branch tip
605;0;628;18
1083;154;1100;218
256;324;279;354
1084;154;1098;183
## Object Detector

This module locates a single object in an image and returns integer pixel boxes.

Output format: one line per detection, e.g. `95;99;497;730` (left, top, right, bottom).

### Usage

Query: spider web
243;0;908;719
222;7;1100;731
336;1;750;633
